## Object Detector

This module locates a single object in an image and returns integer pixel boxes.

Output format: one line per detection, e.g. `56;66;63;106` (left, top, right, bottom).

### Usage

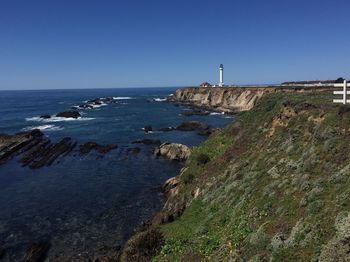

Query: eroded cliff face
172;86;333;112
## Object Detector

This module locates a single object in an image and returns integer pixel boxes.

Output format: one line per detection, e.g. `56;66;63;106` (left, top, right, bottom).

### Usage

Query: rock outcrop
143;125;153;133
181;110;210;116
56;111;81;118
170;86;334;112
0;130;76;169
154;143;192;161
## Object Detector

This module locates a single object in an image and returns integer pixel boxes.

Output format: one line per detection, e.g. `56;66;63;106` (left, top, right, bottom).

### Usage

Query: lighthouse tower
219;64;224;87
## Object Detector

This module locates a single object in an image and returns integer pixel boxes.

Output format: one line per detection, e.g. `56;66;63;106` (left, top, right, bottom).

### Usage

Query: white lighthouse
219;64;224;87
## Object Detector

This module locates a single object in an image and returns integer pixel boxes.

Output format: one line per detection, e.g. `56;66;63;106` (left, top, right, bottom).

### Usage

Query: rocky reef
0;130;76;169
170;86;334;112
0;130;121;169
154;143;192;161
121;90;350;261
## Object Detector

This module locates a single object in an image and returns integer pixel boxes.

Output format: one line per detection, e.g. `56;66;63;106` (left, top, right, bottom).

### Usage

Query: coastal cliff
171;86;334;112
121;89;350;261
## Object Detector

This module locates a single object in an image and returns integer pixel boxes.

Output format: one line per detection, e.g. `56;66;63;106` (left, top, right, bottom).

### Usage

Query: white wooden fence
333;80;350;105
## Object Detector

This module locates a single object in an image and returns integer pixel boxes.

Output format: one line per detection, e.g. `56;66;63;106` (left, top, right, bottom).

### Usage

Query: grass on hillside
153;91;350;261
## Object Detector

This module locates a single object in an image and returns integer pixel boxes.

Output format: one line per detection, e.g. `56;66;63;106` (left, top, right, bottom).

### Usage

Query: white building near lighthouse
218;64;224;87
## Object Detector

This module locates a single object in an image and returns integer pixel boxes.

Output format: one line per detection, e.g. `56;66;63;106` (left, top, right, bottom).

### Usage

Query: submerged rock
181;110;210;116
79;141;118;154
0;248;6;259
132;139;161;145
56;111;81;119
159;127;175;132
175;121;210;131
154;143;192;161
24;241;50;262
126;147;141;154
40;115;51;119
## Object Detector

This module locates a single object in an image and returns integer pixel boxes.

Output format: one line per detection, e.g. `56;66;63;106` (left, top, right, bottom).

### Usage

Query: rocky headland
120;87;350;261
169;86;335;113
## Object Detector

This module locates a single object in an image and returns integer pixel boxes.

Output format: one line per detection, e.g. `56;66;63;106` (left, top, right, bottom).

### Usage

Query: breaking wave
22;124;63;132
153;98;167;102
113;97;133;100
26;116;95;122
210;112;225;115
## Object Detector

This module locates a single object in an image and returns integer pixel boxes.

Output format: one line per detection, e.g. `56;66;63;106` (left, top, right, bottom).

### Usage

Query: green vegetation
123;91;350;261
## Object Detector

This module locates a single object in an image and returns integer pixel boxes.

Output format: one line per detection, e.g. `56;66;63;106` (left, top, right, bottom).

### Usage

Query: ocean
0;87;234;260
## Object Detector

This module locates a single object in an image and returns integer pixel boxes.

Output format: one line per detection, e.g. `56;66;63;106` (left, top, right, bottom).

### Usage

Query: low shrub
196;153;211;165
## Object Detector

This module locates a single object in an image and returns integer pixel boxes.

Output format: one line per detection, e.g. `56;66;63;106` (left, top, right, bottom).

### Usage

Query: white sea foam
154;98;167;102
113;97;133;100
22;124;63;132
210;112;225;115
26;116;95;123
90;103;107;108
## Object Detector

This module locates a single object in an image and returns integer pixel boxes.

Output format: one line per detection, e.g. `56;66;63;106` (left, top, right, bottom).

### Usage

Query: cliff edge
121;89;350;261
171;86;334;112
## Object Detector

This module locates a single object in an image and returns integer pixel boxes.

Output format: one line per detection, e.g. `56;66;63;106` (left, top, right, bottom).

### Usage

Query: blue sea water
0;87;234;260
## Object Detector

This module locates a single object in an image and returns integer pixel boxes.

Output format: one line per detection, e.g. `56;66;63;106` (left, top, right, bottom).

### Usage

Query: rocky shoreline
169;86;336;113
0;90;235;261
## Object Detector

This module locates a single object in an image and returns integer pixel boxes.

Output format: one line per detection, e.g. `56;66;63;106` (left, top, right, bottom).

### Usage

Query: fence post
343;80;347;104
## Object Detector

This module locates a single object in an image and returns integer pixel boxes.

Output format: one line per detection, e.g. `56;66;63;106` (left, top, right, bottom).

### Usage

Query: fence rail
333;80;349;105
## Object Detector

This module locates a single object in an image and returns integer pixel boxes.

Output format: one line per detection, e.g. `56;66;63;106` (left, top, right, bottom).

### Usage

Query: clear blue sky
1;0;349;90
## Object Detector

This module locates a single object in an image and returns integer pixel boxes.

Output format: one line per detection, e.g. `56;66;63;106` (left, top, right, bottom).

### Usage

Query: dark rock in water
24;241;50;262
20;138;51;166
28;129;44;138
175;121;210;131
0;130;76;168
56;111;81;119
159;127;175;132
27;137;77;169
79;141;98;154
79;141;118;154
126;147;141;154
97;144;118;154
143;125;153;133
0;130;44;164
132;139;161;145
0;248;6;259
181;110;210;116
40;115;51;119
